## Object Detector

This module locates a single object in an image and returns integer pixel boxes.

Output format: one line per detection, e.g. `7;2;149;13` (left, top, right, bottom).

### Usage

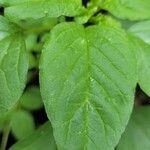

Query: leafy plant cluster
0;0;150;150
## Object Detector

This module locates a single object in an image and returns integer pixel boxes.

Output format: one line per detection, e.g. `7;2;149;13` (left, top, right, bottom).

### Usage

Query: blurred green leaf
117;106;150;150
0;111;11;132
129;20;150;44
9;122;57;150
20;86;43;111
11;110;35;140
101;0;150;20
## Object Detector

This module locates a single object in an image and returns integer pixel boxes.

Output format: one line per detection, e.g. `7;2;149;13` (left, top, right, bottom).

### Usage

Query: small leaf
40;22;137;149
9;122;57;150
20;86;43;111
117;106;150;150
101;0;150;20
11;110;35;140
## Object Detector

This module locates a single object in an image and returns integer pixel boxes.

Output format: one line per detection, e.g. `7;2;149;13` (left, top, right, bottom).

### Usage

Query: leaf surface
0;16;28;113
40;22;137;150
128;33;150;96
117;107;150;150
101;0;150;20
11;110;35;140
129;20;150;44
9;122;57;150
20;86;43;110
3;0;84;22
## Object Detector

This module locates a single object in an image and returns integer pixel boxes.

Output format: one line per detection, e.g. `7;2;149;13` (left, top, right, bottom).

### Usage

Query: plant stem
1;122;11;150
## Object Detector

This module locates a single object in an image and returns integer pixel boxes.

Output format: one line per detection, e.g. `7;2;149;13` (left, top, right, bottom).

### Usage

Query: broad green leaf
129;35;150;96
20;86;43;110
9;122;57;150
117;106;150;150
0;16;28;113
40;22;137;150
129;20;150;44
101;0;150;20
11;110;35;140
3;0;84;22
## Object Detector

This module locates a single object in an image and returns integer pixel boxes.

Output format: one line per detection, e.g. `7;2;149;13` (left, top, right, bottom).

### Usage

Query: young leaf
101;0;150;20
9;122;57;150
117;106;150;150
40;22;137;150
11;110;35;140
20;86;43;111
129;20;150;44
0;16;28;113
3;0;84;22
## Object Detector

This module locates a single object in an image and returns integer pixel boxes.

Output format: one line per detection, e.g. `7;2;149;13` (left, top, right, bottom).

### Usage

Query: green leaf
128;35;150;96
9;122;57;150
0;16;18;40
4;0;84;22
11;110;35;140
129;20;150;44
20;86;43;111
101;0;150;20
0;111;11;131
128;22;150;96
0;16;28;114
40;22;137;150
117;106;150;150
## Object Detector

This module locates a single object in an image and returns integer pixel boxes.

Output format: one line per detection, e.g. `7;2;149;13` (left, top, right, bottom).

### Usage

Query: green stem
1;122;11;150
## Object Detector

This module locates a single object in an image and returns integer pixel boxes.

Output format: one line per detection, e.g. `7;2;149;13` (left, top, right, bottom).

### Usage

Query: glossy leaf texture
129;20;150;45
40;22;137;150
2;0;84;22
101;0;150;20
117;106;150;150
0;16;28;113
11;110;35;140
9;122;57;150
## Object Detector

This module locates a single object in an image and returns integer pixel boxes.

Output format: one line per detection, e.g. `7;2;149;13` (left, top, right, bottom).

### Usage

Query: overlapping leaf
2;0;84;22
101;0;150;20
129;20;150;44
117;107;150;150
40;22;137;150
128;22;150;96
0;16;28;113
11;110;35;140
9;122;57;150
